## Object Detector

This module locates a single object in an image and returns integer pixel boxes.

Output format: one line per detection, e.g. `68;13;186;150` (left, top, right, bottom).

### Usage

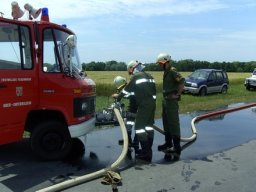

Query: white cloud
2;0;227;19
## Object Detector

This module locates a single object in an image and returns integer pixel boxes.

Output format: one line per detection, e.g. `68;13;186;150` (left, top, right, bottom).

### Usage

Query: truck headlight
73;97;95;117
191;83;198;87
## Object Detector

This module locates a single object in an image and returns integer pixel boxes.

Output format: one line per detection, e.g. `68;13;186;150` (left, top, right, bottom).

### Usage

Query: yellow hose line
36;108;128;192
152;123;197;142
153;103;256;143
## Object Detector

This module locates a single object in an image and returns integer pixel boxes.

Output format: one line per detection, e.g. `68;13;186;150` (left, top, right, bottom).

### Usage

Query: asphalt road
1;105;256;192
1;138;256;192
63;139;256;192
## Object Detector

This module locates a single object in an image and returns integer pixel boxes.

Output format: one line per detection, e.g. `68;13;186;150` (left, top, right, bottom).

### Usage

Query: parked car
184;69;229;96
244;68;256;90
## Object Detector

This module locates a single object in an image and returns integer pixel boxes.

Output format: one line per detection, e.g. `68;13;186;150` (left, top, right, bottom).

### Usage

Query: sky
2;0;256;63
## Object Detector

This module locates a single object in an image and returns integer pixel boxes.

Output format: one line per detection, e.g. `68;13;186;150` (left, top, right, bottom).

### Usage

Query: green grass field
86;71;256;117
86;71;251;85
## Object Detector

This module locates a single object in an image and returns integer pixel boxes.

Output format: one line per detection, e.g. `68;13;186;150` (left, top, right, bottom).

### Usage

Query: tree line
82;60;256;72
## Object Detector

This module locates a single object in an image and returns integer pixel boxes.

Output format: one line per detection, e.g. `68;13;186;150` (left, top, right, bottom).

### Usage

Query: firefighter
113;60;156;162
113;76;139;153
156;53;184;160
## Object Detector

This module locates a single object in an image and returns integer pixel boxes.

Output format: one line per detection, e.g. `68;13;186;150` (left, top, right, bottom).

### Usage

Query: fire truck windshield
61;36;83;78
43;29;83;78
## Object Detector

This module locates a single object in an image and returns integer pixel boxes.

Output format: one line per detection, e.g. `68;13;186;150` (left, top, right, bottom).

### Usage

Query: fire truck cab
0;7;96;160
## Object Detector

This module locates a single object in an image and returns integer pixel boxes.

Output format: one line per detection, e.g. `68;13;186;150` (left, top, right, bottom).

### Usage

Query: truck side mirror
65;35;77;48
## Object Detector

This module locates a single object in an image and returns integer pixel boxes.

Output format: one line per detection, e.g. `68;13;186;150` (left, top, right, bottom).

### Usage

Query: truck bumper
68;117;96;138
184;87;199;94
245;83;256;88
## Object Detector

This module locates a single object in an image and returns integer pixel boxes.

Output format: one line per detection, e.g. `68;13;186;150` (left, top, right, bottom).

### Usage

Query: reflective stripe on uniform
122;89;129;95
136;78;155;84
145;126;154;131
121;89;135;97
153;95;156;99
136;129;146;134
127;121;135;125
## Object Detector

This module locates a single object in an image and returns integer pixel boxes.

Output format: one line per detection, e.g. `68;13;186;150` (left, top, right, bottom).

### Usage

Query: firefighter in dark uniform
113;76;139;153
113;60;156;162
156;53;184;160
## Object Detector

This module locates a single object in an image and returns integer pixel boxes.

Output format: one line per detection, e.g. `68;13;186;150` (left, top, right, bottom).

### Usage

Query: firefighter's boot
158;134;172;151
173;136;181;161
136;141;152;162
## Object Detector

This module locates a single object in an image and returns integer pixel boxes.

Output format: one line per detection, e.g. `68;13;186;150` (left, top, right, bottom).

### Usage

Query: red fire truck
0;5;96;160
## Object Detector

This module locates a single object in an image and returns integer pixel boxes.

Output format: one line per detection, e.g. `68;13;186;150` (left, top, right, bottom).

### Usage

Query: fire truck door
0;22;37;144
0;71;37;145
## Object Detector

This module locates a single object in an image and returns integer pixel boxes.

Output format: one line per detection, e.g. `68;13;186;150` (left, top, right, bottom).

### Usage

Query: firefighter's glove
101;176;112;185
101;171;122;185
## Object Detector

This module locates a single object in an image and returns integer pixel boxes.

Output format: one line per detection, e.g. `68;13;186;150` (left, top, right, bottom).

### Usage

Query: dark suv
184;69;229;96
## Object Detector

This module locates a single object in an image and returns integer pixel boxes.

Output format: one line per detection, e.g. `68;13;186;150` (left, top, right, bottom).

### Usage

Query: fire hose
152;124;197;142
36;108;128;192
153;102;256;143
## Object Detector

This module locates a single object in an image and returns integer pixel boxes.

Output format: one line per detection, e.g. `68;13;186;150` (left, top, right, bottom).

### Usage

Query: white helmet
156;53;171;65
127;60;144;75
113;76;127;88
127;60;139;70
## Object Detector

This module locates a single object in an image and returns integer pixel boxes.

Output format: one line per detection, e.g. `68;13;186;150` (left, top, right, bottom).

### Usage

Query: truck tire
65;138;85;160
199;87;207;96
30;121;72;161
221;85;228;94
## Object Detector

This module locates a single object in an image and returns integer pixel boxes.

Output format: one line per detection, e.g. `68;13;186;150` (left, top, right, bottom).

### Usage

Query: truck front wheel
199;87;207;96
30;121;72;161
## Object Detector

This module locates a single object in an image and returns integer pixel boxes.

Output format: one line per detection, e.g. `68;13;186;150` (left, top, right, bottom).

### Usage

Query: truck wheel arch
25;110;67;133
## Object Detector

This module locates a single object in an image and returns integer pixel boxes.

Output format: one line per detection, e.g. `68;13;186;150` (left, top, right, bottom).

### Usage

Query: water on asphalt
68;103;256;169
